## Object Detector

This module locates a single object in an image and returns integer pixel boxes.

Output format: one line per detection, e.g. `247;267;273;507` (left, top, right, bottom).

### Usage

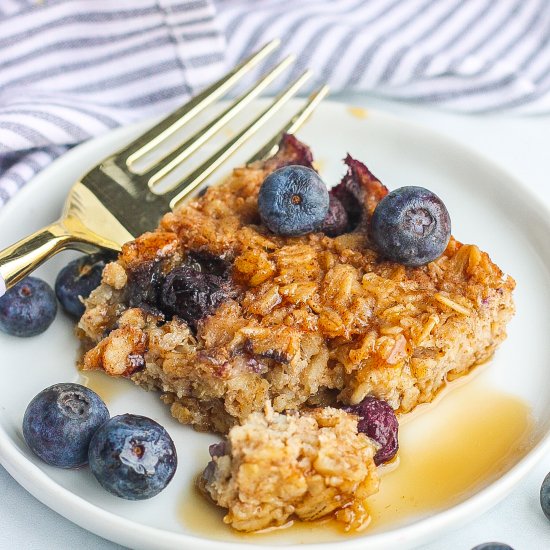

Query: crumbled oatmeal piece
199;406;379;532
101;261;127;290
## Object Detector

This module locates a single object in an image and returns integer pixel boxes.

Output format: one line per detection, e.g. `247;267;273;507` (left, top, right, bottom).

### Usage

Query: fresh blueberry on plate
0;276;57;337
55;254;109;318
541;471;550;521
343;395;399;465
258;165;329;236
23;383;109;468
88;414;177;500
370;186;451;267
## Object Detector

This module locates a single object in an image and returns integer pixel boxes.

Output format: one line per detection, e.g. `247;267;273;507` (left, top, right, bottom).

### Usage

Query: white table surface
1;94;549;550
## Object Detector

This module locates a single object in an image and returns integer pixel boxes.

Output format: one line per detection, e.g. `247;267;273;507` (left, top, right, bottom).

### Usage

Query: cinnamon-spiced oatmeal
78;134;515;435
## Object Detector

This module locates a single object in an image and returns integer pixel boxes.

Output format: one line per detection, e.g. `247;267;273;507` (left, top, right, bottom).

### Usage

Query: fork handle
0;221;94;297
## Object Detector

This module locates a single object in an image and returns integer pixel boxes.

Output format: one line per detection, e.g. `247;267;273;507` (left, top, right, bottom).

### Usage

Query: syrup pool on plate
178;372;533;543
77;370;129;404
347;106;369;119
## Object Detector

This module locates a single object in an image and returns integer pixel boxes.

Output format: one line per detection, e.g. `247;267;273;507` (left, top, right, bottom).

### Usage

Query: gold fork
0;39;328;296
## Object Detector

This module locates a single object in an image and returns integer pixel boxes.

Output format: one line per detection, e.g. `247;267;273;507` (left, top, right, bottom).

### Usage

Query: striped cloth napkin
1;0;549;209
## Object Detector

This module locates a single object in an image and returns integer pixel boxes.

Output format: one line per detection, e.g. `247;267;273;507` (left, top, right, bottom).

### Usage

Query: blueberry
125;253;232;325
263;133;314;172
88;414;177;500
258;165;329;236
186;251;232;279
197;185;210;198
0;276;57;337
471;544;514;550
370;186;451;267
321;195;349;237
541;471;550;521
159;265;230;330
209;440;228;458
343;396;399;465
202;441;228;484
330;155;389;232
23;383;109;468
126;260;164;312
55;254;109;318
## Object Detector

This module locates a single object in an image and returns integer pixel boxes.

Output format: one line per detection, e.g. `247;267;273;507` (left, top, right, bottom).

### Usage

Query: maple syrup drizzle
347;106;369;119
178;377;533;543
78;370;128;403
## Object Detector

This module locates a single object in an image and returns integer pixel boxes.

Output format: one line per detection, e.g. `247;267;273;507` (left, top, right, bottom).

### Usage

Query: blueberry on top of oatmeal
331;154;387;231
186;250;232;278
123;251;233;329
370;186;451;267
125;260;164;312
258;165;329;236
321;194;349;237
159;265;231;330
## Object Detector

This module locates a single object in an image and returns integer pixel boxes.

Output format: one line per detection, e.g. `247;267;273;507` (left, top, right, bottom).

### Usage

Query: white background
1;93;549;550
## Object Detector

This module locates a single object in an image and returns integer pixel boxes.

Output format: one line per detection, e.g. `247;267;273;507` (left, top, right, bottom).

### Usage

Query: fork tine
145;55;296;187
122;38;280;166
162;70;313;209
247;85;330;164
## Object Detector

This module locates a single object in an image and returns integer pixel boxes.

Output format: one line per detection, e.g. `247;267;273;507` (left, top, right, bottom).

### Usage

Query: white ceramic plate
1;100;550;550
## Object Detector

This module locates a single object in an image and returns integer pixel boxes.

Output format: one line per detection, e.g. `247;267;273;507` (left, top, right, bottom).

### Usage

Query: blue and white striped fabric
1;0;549;208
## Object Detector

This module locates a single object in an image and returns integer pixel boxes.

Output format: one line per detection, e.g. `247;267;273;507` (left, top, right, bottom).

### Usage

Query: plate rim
1;99;550;550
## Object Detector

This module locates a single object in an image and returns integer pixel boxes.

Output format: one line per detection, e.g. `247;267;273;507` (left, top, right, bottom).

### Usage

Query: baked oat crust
78;135;516;433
